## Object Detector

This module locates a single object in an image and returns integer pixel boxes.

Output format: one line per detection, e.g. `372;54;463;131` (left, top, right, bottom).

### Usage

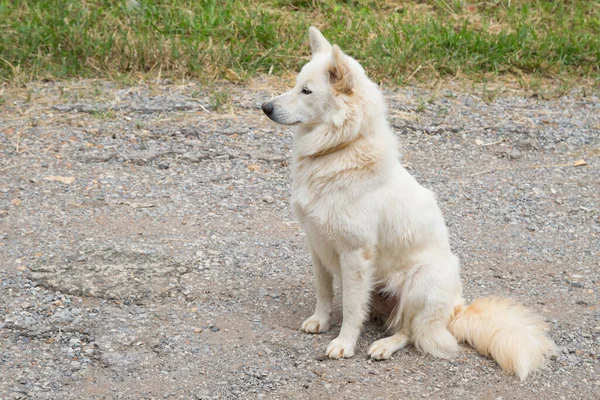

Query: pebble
262;196;275;204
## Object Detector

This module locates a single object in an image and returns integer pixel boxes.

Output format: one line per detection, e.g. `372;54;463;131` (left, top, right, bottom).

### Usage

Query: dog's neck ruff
309;137;359;158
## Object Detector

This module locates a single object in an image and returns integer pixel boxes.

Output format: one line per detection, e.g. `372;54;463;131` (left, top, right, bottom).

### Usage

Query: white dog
261;27;557;381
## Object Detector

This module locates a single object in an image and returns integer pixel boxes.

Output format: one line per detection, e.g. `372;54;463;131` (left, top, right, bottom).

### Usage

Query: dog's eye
301;87;312;95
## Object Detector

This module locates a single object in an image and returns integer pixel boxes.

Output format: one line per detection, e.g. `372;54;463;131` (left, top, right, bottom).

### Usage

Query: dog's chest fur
289;138;388;261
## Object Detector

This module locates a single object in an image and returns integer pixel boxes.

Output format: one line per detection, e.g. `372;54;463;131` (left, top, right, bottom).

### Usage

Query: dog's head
261;27;364;127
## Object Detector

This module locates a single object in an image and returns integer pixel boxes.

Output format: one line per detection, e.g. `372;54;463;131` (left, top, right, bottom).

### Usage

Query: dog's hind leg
326;248;374;359
405;257;461;359
301;246;334;333
369;255;461;360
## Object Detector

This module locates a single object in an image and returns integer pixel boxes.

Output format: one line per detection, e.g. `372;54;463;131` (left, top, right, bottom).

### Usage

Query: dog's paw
326;337;355;359
368;333;409;361
301;315;330;334
368;339;394;360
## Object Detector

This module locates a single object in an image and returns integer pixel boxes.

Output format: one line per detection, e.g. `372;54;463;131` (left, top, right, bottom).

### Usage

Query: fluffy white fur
261;27;557;381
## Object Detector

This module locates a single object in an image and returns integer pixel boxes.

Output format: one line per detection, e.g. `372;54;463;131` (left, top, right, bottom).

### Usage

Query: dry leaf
247;164;261;171
224;68;240;83
11;198;21;206
573;159;587;167
44;176;76;184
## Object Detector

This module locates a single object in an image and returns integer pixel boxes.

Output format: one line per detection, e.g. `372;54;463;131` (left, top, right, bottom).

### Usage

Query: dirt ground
0;79;599;399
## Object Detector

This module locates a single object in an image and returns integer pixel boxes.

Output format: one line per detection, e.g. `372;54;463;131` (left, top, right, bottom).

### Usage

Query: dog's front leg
326;249;373;359
301;247;333;333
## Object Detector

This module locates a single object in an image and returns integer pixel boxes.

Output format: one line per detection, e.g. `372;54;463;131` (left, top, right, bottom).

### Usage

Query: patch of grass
482;83;505;103
416;97;428;113
209;90;230;112
0;0;598;88
90;109;116;119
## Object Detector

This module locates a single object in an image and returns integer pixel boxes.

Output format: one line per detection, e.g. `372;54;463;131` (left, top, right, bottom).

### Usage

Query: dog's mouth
267;116;302;126
262;102;303;126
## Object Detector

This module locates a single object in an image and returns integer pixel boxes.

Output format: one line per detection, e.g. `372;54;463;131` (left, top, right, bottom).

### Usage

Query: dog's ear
328;45;353;95
309;26;332;57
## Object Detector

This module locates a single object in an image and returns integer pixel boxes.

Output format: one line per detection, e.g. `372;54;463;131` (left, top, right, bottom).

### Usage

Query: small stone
566;273;584;288
211;173;232;182
508;149;522;159
157;164;169;170
20;302;32;309
262;196;275;204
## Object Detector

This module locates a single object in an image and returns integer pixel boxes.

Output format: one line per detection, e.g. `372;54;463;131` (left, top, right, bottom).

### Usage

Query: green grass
0;0;599;88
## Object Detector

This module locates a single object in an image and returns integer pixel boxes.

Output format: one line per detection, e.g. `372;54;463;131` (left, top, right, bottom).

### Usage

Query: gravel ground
0;79;599;399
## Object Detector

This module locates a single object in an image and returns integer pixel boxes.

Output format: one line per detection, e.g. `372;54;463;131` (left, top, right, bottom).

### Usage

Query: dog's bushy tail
448;296;557;381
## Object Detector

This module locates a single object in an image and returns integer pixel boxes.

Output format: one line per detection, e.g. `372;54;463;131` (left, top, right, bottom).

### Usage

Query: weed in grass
90;110;116;119
551;79;575;98
92;82;102;97
209;90;230;112
482;84;505;104
0;97;5;106
437;106;449;117
416;97;428;113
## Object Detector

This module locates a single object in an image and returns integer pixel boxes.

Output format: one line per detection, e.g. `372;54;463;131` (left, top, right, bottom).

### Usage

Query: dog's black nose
261;102;274;116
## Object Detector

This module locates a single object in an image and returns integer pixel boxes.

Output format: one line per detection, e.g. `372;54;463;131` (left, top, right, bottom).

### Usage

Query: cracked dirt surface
0;79;599;399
